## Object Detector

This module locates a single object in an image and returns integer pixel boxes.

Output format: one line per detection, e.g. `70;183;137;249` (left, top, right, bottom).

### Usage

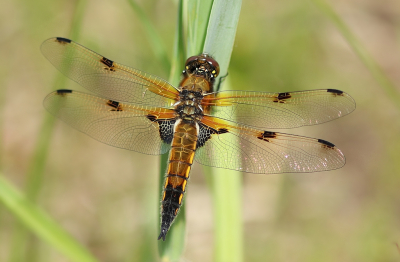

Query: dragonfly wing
195;116;345;174
41;37;180;107
202;89;355;129
44;89;176;155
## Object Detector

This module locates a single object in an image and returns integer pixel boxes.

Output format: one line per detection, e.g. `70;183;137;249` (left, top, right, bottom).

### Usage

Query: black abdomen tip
158;229;167;241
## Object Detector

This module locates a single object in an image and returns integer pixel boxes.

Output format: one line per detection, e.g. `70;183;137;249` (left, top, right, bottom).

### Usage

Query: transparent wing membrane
43;90;175;155
41;37;179;107
202;89;355;129
195;116;345;174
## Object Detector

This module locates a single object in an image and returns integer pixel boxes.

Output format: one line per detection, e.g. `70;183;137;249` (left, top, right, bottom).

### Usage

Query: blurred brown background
1;0;400;261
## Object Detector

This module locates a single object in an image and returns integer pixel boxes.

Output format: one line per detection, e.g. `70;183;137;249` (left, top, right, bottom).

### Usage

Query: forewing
195;116;345;174
41;37;179;107
43;89;176;155
202;89;355;129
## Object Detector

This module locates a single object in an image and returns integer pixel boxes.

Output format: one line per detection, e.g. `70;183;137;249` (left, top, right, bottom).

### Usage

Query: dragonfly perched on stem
42;37;355;241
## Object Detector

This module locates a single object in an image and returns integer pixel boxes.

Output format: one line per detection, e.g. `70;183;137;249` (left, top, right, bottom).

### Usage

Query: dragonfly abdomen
158;120;198;241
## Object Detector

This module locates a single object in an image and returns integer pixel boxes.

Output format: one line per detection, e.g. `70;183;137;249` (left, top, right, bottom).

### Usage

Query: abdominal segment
158;121;198;241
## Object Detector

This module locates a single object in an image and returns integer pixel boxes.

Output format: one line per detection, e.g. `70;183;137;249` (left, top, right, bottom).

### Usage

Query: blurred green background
1;0;400;261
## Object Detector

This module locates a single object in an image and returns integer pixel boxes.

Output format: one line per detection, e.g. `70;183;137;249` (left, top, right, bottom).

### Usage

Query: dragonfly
41;37;355;241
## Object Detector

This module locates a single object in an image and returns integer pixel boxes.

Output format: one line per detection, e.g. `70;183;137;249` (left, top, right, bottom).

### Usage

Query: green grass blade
158;0;186;261
203;0;242;90
185;0;213;56
311;0;400;104
0;175;99;262
27;0;87;207
9;1;88;262
68;0;88;41
168;0;185;82
203;1;243;261
206;164;243;262
159;1;242;260
126;0;170;72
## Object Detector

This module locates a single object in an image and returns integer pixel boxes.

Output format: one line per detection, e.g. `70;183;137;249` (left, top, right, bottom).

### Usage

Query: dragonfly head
184;53;220;82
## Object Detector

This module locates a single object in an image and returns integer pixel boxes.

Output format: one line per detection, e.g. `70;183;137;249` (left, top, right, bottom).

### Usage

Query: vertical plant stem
203;1;243;261
9;1;87;262
158;0;186;261
159;0;242;261
185;0;213;57
209;166;243;262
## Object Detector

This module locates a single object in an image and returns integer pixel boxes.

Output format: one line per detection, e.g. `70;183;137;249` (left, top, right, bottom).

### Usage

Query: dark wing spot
145;115;175;144
218;128;229;134
278;92;291;99
106;100;123;111
274;92;292;103
101;57;114;67
257;131;277;142
318;139;335;149
262;131;276;138
101;57;115;71
56;89;72;94
56;89;72;96
327;89;343;95
55;37;71;44
146;114;157;122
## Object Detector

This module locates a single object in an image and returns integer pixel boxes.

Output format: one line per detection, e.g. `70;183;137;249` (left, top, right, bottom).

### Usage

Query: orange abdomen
158;120;198;240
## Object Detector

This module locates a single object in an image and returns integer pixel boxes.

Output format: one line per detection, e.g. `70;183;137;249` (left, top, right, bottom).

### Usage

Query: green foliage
0;175;98;262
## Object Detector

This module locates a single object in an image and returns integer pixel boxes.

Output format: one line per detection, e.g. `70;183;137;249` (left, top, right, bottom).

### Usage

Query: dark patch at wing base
197;124;229;149
318;139;335;148
146;115;175;145
158;120;175;145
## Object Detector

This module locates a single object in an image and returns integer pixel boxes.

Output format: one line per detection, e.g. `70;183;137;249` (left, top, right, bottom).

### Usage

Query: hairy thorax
175;76;211;122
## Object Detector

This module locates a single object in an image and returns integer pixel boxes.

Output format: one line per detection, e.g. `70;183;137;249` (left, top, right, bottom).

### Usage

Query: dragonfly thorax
174;88;204;122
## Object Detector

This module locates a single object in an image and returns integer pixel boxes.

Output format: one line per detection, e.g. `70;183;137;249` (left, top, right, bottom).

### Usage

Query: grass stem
311;0;400;104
